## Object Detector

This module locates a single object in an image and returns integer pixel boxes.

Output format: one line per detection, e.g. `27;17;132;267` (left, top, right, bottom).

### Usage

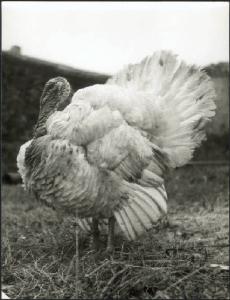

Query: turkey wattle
17;51;216;251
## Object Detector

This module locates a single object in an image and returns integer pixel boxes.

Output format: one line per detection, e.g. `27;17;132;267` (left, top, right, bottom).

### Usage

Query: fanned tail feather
107;50;216;168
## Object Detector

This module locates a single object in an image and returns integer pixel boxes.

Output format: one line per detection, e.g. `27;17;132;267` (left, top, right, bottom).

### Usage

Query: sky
2;1;229;75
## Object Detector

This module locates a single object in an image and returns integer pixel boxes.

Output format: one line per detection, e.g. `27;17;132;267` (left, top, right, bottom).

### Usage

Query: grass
2;164;229;299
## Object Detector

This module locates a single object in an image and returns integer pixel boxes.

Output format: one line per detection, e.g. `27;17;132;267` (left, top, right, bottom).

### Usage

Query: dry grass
2;165;229;299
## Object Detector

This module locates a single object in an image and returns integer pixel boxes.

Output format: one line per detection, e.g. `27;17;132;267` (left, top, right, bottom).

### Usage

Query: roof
2;50;110;80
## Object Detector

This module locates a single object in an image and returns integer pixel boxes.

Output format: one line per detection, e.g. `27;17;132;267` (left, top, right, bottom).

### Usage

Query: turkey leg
106;216;115;253
92;218;101;251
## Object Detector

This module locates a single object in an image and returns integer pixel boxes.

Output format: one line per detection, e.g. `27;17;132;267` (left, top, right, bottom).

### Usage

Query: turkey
17;51;216;253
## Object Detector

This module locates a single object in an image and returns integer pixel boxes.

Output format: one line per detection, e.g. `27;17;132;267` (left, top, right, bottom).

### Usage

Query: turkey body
19;99;168;240
17;51;216;242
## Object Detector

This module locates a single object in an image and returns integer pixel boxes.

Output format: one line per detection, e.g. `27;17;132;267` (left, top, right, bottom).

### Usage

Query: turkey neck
33;102;57;138
27;97;62;173
25;78;71;173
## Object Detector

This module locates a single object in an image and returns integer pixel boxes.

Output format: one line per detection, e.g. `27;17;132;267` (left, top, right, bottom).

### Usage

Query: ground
2;162;229;299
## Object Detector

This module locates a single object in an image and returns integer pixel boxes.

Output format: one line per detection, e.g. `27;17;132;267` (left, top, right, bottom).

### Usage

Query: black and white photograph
2;1;229;299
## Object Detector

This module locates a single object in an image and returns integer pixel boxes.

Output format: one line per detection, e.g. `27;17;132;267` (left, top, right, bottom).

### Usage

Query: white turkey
17;51;216;253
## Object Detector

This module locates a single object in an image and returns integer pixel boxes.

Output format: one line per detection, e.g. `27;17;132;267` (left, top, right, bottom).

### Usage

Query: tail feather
124;200;150;231
138;169;164;187
114;183;167;240
78;217;109;233
134;189;161;218
157;185;168;201
78;218;91;232
119;209;137;240
131;197;155;226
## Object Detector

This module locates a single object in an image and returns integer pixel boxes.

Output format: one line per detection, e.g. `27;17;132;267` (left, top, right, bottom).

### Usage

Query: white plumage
17;51;216;248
